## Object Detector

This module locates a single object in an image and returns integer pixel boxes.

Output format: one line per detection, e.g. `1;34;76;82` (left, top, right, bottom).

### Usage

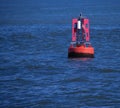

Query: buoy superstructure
68;14;94;58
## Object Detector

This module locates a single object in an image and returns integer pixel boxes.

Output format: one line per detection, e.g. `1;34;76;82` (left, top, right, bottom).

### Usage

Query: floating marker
68;14;94;58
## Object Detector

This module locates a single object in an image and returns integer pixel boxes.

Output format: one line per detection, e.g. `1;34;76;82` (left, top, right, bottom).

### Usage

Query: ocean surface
0;0;120;107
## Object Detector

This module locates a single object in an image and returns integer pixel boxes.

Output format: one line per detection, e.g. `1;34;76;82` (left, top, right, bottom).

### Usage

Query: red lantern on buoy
68;14;94;58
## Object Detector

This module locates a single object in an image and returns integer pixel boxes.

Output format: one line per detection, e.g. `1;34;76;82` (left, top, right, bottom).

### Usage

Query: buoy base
68;44;94;58
68;52;94;58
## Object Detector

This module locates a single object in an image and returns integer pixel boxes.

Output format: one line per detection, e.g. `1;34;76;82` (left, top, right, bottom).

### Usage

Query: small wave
91;26;120;30
96;67;120;73
100;68;120;73
62;77;89;83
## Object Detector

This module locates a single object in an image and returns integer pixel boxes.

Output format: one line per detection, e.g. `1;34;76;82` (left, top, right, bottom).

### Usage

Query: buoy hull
68;52;94;58
68;45;94;58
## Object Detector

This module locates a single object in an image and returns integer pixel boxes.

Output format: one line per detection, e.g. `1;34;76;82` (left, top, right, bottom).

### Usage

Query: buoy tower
68;14;94;58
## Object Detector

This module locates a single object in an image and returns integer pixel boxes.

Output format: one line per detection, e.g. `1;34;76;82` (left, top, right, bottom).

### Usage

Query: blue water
0;0;120;107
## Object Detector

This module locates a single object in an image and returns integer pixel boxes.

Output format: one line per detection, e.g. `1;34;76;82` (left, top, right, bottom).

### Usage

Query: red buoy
68;14;94;58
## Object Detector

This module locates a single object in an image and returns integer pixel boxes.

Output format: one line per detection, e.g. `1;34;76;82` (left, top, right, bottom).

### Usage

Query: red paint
68;45;94;55
82;18;90;42
72;18;77;41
